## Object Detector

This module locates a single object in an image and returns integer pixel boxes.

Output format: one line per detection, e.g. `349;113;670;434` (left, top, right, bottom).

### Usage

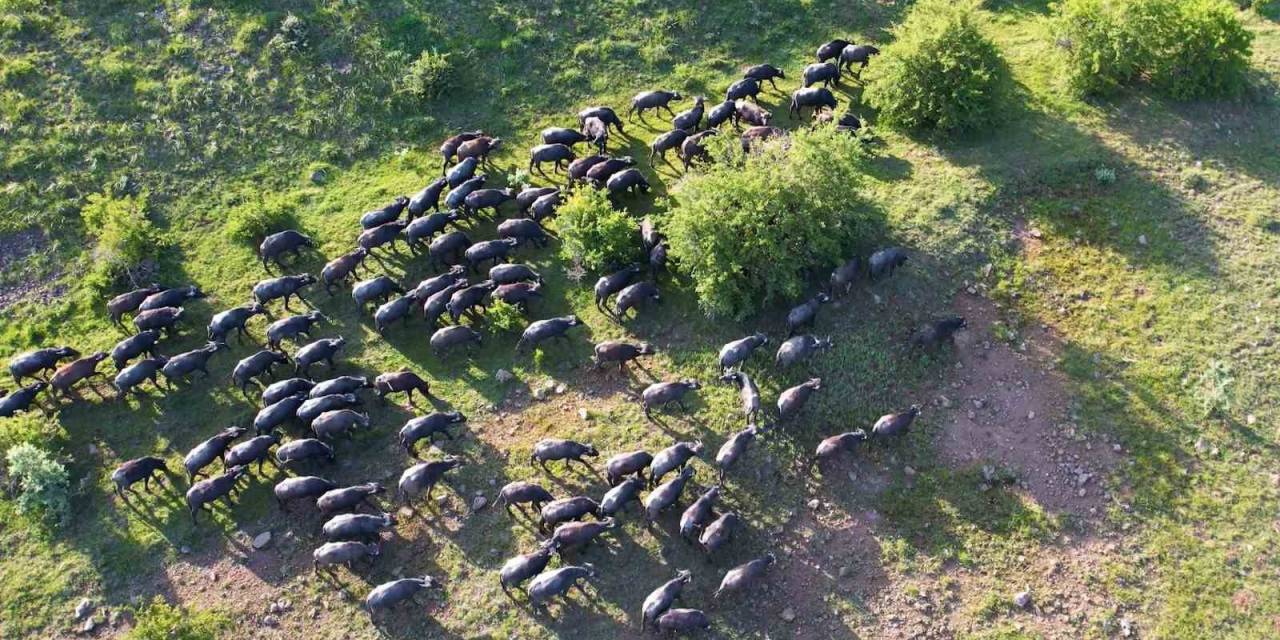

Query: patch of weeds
1189;359;1234;419
4;443;70;528
270;14;308;53
225;191;303;244
125;598;229;640
398;50;454;102
973;591;1013;620
1094;165;1117;185
486;300;525;334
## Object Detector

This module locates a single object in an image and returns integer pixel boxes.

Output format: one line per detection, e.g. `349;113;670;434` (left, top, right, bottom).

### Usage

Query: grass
2;0;1280;639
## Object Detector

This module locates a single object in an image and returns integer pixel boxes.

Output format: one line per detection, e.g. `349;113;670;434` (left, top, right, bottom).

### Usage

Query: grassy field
2;1;1280;638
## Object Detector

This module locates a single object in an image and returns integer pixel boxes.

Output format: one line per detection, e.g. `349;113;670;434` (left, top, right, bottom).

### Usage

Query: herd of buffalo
0;38;976;634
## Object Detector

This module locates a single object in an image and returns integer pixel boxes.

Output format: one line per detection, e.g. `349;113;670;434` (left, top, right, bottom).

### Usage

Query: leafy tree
1053;0;1252;99
80;189;165;290
5;443;70;527
555;188;639;273
664;127;877;319
864;0;1010;133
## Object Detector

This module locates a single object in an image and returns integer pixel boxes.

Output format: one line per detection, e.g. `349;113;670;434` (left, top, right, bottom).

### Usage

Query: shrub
486;300;525;334
399;50;454;102
1146;0;1252;99
554;188;639;273
270;14;307;53
864;0;1009;133
665;127;877;319
80;190;165;289
5;443;70;527
1053;0;1252;99
126;599;229;640
225;191;301;244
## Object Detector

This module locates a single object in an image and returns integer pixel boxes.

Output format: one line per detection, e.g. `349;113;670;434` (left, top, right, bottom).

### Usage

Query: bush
399;50;454;102
665;127;877;319
1053;0;1252;99
225;191;301;243
864;0;1009;133
1147;0;1253;99
554;188;639;273
486;300;526;334
270;14;307;53
5;443;70;527
126;599;229;640
80;190;165;290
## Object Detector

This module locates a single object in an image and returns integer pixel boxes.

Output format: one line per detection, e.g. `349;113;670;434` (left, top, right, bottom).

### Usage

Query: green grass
3;1;1280;638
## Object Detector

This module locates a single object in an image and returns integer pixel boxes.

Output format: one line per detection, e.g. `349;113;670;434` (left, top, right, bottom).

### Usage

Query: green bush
5;443;70;527
126;599;229;640
270;14;308;53
486;299;526;333
399;50;454;102
554;188;639;273
864;0;1009;133
665;127;877;319
225;191;301;244
80;190;165;289
1053;0;1252;99
1147;0;1253;99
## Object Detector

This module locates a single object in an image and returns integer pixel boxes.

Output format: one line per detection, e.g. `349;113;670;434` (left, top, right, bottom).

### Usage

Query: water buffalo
259;230;314;269
871;405;921;439
208;304;267;344
743;63;786;90
640;379;700;421
790;87;838;119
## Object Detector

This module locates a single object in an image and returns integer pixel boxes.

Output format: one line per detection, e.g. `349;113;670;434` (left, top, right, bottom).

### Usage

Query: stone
269;602;282;615
904;466;916;476
495;369;515;383
1120;617;1135;637
262;614;279;627
1013;591;1033;608
179;546;192;555
472;495;488;511
807;498;820;510
781;607;796;622
252;531;272;550
578;408;590;420
1137;234;1148;246
75;598;94;621
554;383;567;394
80;618;97;634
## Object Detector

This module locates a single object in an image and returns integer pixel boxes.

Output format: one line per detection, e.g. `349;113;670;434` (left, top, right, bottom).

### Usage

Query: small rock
781;607;796;622
252;531;272;550
938;395;952;408
903;466;916;476
554;383;567;394
310;607;320;619
1120;617;1135;637
262;615;279;627
838;566;850;579
472;495;488;511
75;598;94;621
1077;488;1088;497
398;507;414;518
578;408;590;421
807;498;820;510
1137;234;1148;246
1013;591;1033;608
179;546;192;555
495;369;515;384
80;618;97;634
1027;411;1036;420
269;602;282;615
